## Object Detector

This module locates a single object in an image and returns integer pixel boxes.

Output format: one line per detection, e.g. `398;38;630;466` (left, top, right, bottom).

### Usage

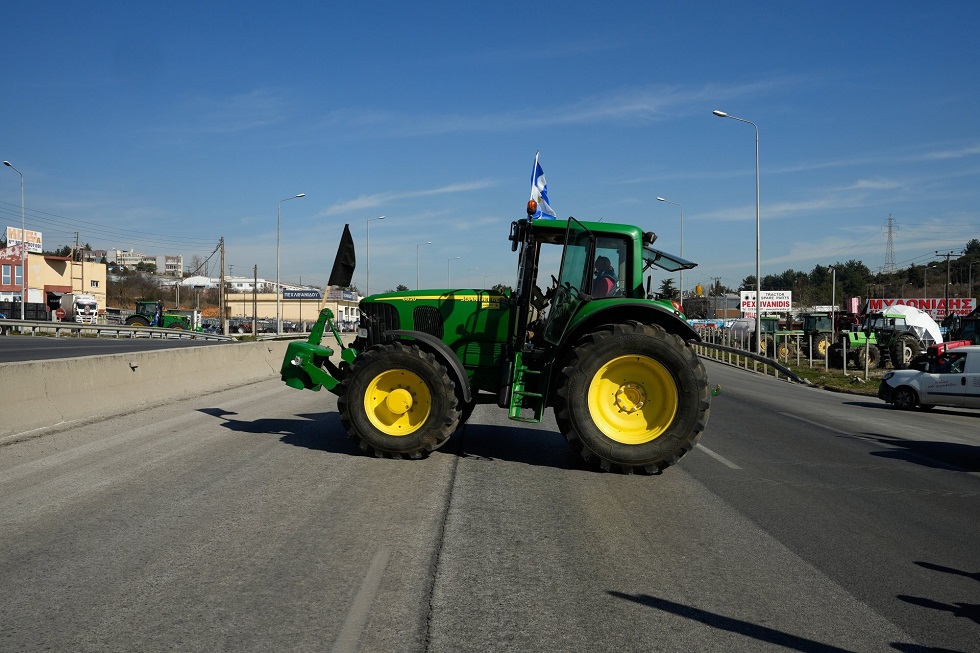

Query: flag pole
530;150;540;198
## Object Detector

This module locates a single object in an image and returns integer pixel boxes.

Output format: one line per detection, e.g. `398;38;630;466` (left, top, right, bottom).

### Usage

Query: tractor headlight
291;355;303;367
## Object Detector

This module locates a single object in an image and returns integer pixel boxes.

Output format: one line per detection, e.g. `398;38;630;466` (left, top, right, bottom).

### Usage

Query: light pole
713;110;761;351
416;241;431;290
366;215;385;296
3;161;25;320
656;196;684;297
276;193;305;334
829;265;837;326
447;256;460;286
970;261;980;301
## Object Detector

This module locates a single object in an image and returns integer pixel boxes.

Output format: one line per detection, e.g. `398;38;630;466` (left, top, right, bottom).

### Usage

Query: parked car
229;318;252;334
878;341;980;410
201;318;222;333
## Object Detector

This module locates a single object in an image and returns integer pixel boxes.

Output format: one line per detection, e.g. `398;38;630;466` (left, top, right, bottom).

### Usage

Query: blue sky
2;1;979;296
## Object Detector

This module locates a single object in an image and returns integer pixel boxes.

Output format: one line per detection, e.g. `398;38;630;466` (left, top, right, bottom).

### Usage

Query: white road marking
696;443;742;469
777;412;853;436
331;546;392;653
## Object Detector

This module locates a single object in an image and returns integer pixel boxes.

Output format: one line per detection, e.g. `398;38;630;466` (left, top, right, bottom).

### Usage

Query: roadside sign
55;308;66;320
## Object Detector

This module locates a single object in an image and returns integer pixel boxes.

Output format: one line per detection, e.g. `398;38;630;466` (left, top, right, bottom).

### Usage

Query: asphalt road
0;360;977;652
0;334;230;363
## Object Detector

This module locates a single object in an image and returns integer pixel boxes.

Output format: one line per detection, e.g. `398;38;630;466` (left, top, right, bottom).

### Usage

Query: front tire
854;343;880;369
554;322;710;474
891;386;919;410
775;340;796;360
338;342;460;458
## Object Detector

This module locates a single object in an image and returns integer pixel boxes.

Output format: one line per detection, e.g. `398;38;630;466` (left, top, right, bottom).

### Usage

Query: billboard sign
866;297;977;320
282;289;323;300
6;226;42;254
740;290;792;317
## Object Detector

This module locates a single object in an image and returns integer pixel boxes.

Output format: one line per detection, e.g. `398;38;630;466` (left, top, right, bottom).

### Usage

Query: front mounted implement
280;308;354;393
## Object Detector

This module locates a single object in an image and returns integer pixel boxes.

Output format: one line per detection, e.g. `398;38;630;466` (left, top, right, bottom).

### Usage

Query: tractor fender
565;301;701;347
385;329;473;404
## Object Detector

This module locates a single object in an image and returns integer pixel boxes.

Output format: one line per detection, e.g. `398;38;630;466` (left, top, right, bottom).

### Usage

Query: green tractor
125;300;191;329
943;307;980;345
281;214;710;474
731;315;798;359
798;312;835;359
864;311;929;369
830;323;881;369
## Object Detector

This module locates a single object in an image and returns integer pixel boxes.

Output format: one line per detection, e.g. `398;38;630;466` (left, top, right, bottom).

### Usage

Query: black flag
327;224;356;288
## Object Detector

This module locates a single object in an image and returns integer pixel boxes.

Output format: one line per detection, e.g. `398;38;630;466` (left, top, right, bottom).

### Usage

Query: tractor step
508;352;544;422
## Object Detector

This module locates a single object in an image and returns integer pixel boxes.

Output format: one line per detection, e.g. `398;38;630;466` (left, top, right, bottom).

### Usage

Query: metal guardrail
692;326;881;382
691;338;811;385
0;318;235;342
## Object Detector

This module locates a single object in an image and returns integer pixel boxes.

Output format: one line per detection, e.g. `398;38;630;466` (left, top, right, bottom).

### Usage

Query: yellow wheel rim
364;369;432;436
587;355;678;445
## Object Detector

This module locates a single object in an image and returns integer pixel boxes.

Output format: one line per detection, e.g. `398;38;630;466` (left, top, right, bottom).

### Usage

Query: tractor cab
943;308;980;345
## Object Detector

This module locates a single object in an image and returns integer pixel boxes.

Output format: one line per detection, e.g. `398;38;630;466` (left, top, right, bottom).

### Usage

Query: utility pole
219;237;226;335
937;250;957;319
711;276;721;320
253;265;258;335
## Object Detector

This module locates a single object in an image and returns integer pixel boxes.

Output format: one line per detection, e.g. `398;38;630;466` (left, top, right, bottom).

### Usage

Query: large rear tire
554;322;710;474
813;334;831;358
338;342;459;458
890;335;921;370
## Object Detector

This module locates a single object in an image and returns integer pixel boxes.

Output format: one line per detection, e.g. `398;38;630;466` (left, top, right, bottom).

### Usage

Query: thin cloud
318;79;797;138
159;89;290;137
323;180;497;216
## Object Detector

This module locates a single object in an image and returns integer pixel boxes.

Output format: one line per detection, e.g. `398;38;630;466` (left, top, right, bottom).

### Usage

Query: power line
0;200;216;248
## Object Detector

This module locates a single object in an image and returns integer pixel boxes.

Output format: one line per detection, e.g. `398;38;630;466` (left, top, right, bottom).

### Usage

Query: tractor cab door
543;218;594;345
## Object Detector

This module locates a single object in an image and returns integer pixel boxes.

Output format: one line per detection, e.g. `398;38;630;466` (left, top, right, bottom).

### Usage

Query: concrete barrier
1;341;294;440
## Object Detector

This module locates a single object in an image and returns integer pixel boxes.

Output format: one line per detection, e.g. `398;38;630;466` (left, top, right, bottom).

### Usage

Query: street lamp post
656;196;684;297
970;261;980;301
276;193;306;334
832;269;837;323
713;110;761;351
416;241;431;290
3;161;25;320
447;256;460;286
366;215;385;296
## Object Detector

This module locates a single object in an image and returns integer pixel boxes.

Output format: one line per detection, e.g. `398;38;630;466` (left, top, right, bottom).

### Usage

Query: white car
878;343;980;410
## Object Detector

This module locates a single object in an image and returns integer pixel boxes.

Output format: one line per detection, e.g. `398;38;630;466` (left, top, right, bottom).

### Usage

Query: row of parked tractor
722;305;979;370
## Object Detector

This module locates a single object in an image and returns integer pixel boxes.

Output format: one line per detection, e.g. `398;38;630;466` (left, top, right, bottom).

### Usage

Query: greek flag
529;151;557;219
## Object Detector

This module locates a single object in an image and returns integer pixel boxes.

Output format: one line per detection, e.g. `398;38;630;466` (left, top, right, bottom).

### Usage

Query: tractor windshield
543;218;593;344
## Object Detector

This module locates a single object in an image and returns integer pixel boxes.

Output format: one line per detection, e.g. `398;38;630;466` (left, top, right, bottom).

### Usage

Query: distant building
108;249;183;276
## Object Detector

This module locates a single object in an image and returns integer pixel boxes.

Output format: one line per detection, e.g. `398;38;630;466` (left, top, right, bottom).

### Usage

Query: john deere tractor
125;300;191;329
281;212;710;474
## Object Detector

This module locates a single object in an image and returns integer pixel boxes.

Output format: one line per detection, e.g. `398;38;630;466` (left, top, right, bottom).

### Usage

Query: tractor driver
592;256;617;298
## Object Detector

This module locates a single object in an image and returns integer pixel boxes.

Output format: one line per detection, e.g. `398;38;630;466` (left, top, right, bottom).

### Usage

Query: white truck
61;293;100;324
878;341;980;410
